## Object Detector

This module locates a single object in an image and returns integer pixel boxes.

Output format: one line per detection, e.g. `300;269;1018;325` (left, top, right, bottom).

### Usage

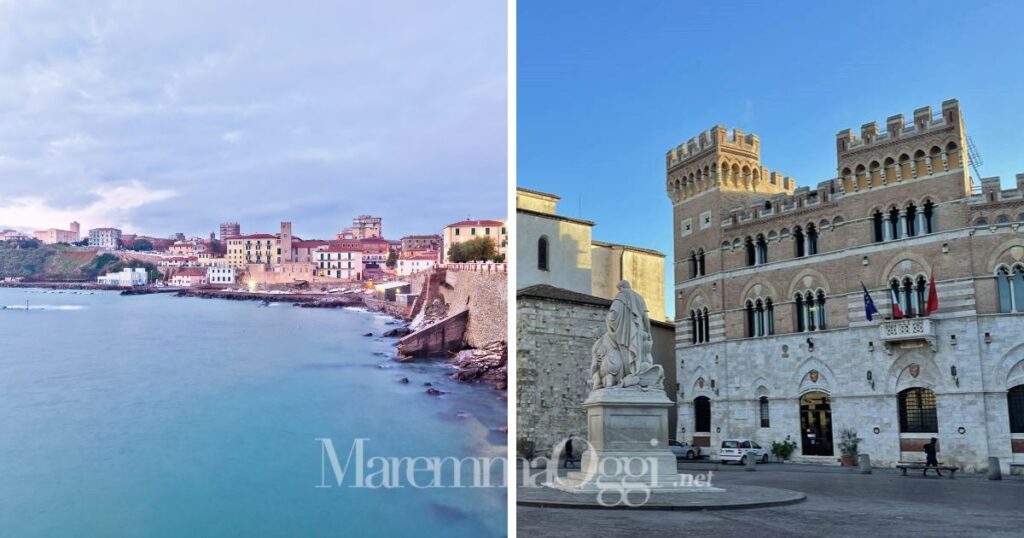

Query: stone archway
799;390;834;456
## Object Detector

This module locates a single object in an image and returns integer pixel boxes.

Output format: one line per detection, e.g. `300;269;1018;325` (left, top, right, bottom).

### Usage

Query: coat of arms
809;370;819;383
909;363;920;378
697;377;705;389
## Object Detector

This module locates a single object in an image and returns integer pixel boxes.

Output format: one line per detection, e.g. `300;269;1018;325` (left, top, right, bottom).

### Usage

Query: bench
896;462;958;478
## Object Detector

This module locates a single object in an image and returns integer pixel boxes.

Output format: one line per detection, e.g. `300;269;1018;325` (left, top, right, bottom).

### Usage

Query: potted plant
838;427;862;466
770;439;797;462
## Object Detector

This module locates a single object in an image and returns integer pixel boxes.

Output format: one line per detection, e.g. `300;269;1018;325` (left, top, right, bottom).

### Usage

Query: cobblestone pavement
516;462;1024;537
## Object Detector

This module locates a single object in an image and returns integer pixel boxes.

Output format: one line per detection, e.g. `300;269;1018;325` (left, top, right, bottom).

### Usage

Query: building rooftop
446;219;505;228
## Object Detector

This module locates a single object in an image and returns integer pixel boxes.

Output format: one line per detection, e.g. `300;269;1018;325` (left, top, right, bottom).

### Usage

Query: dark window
697;249;706;276
906;203;918;237
806;225;818;255
924;201;937;233
898;387;938;433
872;210;884;242
746;301;755;337
537;236;549;271
760;396;770;428
745;238;755;266
795;293;805;332
793;227;805;257
694;396;711;432
1009;385;1024;434
703;307;710;342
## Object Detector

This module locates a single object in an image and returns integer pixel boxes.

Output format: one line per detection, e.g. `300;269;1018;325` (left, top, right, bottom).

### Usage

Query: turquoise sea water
0;288;507;537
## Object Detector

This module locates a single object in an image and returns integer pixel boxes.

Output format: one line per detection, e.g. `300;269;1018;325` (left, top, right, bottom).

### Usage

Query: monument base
548;387;724;493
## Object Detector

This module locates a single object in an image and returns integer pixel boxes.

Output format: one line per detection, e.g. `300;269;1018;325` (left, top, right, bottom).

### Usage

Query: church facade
668;99;1024;471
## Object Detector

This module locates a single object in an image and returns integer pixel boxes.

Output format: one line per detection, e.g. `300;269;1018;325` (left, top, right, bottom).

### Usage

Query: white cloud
0;180;177;233
0;0;507;238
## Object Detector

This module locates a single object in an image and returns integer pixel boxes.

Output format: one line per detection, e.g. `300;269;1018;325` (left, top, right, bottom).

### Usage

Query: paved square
517;462;1024;537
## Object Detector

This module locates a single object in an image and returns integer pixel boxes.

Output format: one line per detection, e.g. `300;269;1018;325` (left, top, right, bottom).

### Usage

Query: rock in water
362;332;373;337
399;377;409;384
447;340;508;390
426;387;444;396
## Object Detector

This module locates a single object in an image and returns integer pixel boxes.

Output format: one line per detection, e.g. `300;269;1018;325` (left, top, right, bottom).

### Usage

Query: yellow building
442;219;508;262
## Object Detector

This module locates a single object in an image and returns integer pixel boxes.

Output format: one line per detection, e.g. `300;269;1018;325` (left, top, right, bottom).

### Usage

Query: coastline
2;282;508;394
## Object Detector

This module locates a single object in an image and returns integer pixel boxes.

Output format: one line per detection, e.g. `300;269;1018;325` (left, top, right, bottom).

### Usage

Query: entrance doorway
800;391;834;456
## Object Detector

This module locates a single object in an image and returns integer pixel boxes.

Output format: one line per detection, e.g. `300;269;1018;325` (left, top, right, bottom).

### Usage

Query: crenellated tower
834;99;970;196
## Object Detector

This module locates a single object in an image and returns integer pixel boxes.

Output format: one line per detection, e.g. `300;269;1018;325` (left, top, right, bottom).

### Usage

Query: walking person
563;436;574;469
923;437;942;476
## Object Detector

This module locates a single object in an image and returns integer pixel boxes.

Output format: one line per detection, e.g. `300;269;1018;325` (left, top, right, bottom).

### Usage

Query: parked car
719;438;768;464
668;439;700;460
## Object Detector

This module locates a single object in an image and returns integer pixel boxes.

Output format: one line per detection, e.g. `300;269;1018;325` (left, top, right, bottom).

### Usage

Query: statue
590;280;664;391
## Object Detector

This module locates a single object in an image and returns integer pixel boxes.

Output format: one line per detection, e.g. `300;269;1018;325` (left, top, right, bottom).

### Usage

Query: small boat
258;299;271;307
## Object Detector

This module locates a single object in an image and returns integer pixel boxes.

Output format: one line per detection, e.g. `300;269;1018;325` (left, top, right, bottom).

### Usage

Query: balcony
879;318;936;353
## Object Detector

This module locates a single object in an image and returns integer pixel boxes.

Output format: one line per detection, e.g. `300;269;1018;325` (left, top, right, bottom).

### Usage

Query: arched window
537;236;549;271
975;218;988;227
754;300;765;336
872;210;884;242
746;300;755;337
694;396;711;433
816;290;827;329
697;249;706;276
755;235;768;264
745;237;755;266
915;276;928;317
759;396;770;428
898;387;938;433
688;250;697;279
889;207;902;239
906;203;918;237
891;278;908;318
1009;385;1024;434
806;224;818;255
923;200;937;233
695;309;704;343
765;299;775;335
794;293;805;332
793;226;805;257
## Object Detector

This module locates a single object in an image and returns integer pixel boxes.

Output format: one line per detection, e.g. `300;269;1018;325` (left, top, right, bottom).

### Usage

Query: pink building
170;268;208;287
33;222;80;244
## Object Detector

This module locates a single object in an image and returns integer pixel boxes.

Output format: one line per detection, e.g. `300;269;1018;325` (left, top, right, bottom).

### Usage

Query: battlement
720;179;841;229
968;173;1024;206
836;99;961;157
666;125;760;169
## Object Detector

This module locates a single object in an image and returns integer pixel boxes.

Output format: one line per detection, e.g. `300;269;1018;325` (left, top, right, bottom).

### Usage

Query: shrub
770;439;797;460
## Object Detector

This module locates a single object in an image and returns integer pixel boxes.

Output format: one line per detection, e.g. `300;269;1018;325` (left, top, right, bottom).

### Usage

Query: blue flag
862;282;879;321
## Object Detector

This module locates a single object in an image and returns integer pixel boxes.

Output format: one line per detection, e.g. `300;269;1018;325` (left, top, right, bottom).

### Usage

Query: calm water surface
0;288;507;536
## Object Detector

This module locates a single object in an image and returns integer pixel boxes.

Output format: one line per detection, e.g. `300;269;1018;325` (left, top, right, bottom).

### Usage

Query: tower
665;126;795;320
280;221;293;263
70;221;80;241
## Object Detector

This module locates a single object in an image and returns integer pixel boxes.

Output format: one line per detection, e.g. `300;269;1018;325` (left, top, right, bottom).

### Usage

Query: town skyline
0;0;506;238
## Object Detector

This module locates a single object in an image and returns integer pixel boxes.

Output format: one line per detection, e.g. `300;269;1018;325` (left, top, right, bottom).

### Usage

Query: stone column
916;211;927;235
804;234;812;256
941;152;949;172
883;216;893;241
910;160;917;179
879;168;887;186
894;164;903;182
899;211;908;238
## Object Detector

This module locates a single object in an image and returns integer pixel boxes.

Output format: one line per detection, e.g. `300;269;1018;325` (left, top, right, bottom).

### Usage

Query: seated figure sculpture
590;280;664;391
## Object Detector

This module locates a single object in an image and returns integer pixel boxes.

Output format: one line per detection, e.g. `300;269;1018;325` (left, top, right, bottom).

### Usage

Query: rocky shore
447;341;508;390
175;288;363;306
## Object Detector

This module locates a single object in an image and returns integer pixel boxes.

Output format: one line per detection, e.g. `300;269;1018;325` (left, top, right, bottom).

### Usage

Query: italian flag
890;287;904;319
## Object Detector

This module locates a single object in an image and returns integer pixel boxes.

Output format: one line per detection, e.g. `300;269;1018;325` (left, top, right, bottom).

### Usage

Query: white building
396;252;439;276
317;246;363;280
206;265;237;285
515;187;667;321
89;227;122;249
97;268;148;287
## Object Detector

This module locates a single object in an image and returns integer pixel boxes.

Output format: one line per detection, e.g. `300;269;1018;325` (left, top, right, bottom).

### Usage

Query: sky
0;0;507;240
518;0;1024;319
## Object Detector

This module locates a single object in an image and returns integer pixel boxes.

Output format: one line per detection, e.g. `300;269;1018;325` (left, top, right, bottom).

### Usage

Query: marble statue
590;280;664;391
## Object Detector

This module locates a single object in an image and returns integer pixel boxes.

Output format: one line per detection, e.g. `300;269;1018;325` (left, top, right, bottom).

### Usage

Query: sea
0;287;507;537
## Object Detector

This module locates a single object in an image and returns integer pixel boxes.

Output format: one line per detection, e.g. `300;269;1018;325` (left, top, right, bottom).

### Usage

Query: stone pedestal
549;388;723;493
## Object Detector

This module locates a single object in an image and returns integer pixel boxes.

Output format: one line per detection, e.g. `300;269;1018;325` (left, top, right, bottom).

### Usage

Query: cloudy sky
0;0;507;239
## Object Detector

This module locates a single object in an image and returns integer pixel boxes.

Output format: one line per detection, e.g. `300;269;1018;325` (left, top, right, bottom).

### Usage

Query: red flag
890;287;904;319
926;273;939;314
